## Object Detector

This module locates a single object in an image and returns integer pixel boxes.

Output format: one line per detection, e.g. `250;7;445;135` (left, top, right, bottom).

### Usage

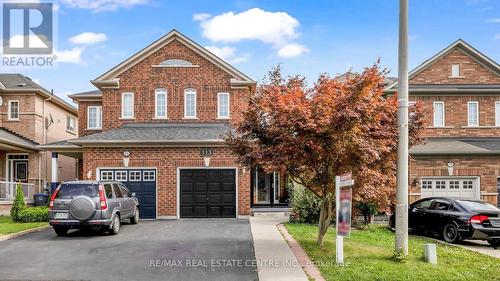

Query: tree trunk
316;194;335;247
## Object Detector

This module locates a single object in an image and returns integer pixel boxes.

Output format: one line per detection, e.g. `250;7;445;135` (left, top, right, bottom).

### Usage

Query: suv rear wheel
130;208;139;224
53;226;69;236
108;215;120;235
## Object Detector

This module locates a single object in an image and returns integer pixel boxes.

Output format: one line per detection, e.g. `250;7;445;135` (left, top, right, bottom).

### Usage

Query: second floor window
496;101;500;127
88;106;102;129
8;100;19;120
433;101;445;127
184;88;197;118
451;64;460;77
122;92;134;119
467;101;479;127
66;116;76;133
155;89;167;118
218;92;230;119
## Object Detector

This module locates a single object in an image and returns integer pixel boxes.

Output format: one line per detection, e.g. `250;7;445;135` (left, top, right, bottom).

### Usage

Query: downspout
41;90;53;192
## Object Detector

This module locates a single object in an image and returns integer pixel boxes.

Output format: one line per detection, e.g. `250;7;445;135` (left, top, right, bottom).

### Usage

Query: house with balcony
43;30;289;220
0;74;78;213
385;39;500;207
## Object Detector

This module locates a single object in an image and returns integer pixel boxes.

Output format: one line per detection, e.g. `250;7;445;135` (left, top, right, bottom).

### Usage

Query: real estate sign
337;188;352;237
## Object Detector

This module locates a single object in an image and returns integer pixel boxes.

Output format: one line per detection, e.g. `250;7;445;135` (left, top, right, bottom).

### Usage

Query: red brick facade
405;42;500;206
77;33;254;218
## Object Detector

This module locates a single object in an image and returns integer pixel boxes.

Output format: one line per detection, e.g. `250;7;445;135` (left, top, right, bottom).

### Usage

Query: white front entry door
420;177;479;199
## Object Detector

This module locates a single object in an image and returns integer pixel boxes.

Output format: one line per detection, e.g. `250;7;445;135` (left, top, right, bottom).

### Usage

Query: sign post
336;172;354;265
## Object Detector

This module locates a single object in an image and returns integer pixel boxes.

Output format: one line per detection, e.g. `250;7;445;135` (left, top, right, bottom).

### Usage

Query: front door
251;168;288;207
14;161;28;182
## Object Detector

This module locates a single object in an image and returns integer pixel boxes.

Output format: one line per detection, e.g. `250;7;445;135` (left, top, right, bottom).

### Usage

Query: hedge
17;206;49;223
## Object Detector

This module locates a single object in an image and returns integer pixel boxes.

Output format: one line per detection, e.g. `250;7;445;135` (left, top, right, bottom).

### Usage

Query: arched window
155;88;167;118
159;59;193;67
184;88;197;118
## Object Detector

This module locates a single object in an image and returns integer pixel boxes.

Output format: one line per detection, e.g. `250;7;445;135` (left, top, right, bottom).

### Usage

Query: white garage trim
176;167;239;219
420;176;480;200
96;167;158;220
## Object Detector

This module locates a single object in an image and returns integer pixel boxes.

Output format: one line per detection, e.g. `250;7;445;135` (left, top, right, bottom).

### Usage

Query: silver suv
49;181;140;235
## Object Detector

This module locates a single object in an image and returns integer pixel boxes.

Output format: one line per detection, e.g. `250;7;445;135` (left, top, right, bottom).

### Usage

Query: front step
251;207;291;218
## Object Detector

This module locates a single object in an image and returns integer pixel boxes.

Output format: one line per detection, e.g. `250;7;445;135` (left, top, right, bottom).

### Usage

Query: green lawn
0;216;47;236
285;223;499;281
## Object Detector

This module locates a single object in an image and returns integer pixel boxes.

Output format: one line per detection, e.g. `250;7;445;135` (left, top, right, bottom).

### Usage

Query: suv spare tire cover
69;195;96;221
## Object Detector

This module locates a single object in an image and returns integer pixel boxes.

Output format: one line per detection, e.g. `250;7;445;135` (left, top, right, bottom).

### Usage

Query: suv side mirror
131;192;136;197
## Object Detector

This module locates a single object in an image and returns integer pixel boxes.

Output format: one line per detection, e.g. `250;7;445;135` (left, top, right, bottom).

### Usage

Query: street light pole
395;0;409;256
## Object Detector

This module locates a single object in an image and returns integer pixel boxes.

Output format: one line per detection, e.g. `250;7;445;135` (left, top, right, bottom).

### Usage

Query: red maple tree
226;64;425;246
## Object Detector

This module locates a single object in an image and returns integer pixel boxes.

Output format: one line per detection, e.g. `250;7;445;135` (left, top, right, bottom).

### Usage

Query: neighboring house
0;74;78;212
43;30;289;220
385;39;500;207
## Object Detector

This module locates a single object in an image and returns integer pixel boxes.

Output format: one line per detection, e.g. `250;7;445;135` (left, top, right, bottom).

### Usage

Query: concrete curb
0;225;50;241
277;224;326;281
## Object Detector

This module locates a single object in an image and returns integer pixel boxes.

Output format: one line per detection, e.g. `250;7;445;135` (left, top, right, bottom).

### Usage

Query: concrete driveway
458;240;500;258
0;219;258;281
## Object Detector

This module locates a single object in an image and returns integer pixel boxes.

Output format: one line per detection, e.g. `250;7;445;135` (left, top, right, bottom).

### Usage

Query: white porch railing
0;181;35;201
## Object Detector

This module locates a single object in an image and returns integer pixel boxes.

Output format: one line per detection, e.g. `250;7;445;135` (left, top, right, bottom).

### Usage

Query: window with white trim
435;181;446;189
433;101;445;127
66;116;75;132
217;92;230;118
496;101;500;127
122;92;134;119
8;100;19;120
100;171;113;181
155;88;167;118
422;180;432;189
449;181;460;189
143;170;155;181
467;101;479;127
115;171;128;181
184;89;196;118
463;180;474;189
87;106;102;129
451;64;460;77
129;171;141;181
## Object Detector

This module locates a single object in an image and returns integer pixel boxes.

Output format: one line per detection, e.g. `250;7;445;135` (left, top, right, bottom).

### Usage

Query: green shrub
10;183;26;222
289;183;323;224
355;202;379;224
17;206;49;223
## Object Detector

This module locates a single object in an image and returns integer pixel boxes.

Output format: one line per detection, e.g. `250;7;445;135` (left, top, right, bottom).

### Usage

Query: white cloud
277;43;309;58
193;13;211;21
69;32;107;45
54;47;85;64
205;45;248;64
487;18;500;23
60;0;148;12
198;8;300;46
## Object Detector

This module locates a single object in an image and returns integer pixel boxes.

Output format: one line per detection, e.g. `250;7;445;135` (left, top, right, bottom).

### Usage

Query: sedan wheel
130;208;139;224
487;239;500;248
443;223;461;243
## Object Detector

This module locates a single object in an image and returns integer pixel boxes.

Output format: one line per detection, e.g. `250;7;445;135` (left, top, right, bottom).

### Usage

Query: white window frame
451;64;460;77
143;170;156;181
433;101;445;127
184;88;197;119
8;100;19;121
129;171;142;181
155;88;168;119
100;171;113;181
87;106;102;129
66;116;76;133
217;92;230;119
115;171;128;181
467;101;479;127
495;101;500;127
121;92;134;119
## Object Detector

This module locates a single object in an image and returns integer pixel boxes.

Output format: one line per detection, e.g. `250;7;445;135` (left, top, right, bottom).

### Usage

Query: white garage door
420;178;479;199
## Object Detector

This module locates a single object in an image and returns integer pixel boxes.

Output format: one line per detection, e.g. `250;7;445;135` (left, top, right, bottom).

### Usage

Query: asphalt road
0;219;258;281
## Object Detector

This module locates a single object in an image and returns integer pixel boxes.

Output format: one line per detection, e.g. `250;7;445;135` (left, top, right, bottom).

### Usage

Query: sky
2;0;499;105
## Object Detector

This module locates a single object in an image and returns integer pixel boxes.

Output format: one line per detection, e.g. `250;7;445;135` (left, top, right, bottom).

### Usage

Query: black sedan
390;197;500;247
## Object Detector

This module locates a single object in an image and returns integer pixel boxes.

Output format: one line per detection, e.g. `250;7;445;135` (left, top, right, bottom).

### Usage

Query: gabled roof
91;29;255;89
386;39;500;91
0;73;77;114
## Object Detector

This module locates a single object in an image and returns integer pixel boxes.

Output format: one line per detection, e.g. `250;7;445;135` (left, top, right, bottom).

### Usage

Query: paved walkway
249;216;309;281
458;240;500;259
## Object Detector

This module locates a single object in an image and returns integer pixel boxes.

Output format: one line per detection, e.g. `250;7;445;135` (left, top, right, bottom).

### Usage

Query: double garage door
100;169;157;219
420;178;479;199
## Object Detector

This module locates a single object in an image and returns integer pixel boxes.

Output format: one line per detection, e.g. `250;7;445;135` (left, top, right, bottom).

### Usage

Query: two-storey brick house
0;74;78;212
45;30;292;219
385;39;500;207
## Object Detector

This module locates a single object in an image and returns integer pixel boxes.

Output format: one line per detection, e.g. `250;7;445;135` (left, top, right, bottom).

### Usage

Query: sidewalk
249;216;309;281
